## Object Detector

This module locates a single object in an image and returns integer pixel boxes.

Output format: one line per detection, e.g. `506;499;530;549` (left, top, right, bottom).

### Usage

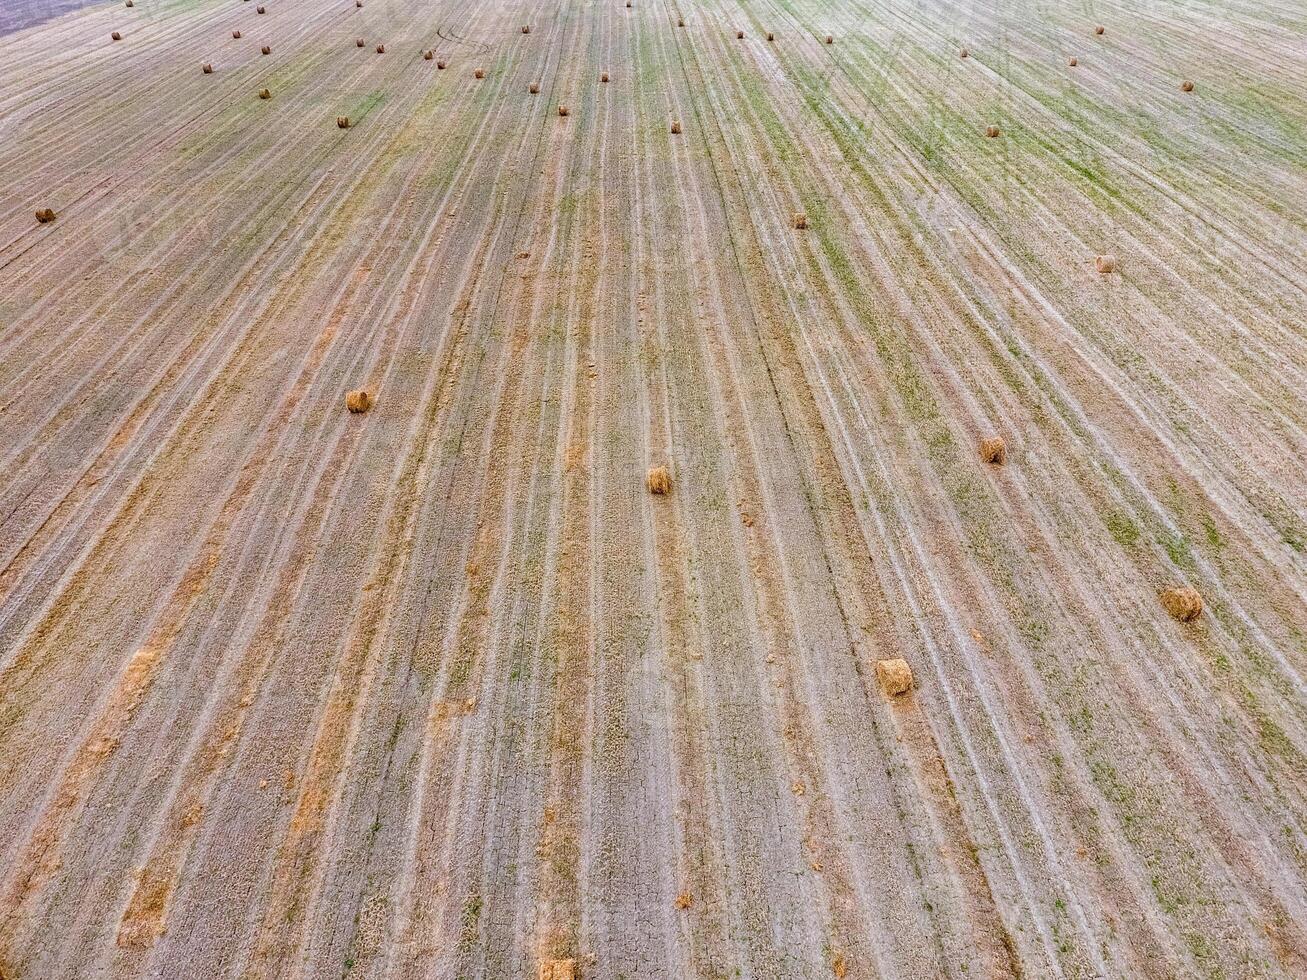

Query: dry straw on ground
336;115;350;128
1095;253;1116;273
538;960;575;980
346;390;372;413
876;658;914;697
202;63;213;73
35;208;57;223
558;104;569;116
793;212;807;229
980;436;1006;465
646;466;673;495
1161;586;1203;622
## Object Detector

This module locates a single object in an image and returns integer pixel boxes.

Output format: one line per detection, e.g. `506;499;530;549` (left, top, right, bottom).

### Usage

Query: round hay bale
600;71;609;82
111;31;122;40
437;59;446;69
35;208;57;224
376;44;384;53
646;465;673;495
875;658;914;697
1094;24;1104;34
261;45;271;54
259;88;271;99
356;37;365;46
677;17;684;27
985;124;1000;138
337;115;350;128
202;63;213;73
256;4;265;12
539;960;576;980
793;212;807;229
346;390;373;414
1095;253;1116;273
1067;55;1077;66
424;49;433;59
233;29;242;37
522;25;530;34
1180;79;1194;92
125;0;132;6
737;30;744;39
558;104;569;116
959;46;969;58
356;0;363;6
626;1;632;7
1160;585;1203;622
767;31;775;41
979;436;1006;465
826;34;833;44
529;82;539;93
474;67;484;78
670;119;681;134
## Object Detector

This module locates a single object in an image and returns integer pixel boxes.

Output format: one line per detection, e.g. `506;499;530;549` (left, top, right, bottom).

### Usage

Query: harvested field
1;0;1306;976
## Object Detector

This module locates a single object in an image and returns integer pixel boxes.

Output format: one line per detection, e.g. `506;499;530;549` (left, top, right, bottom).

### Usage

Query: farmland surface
1;0;1306;977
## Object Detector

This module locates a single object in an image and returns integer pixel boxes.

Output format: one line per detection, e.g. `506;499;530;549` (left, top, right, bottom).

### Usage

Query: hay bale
356;0;363;6
985;124;1000;137
337;115;350;128
677;17;685;27
737;30;744;39
600;71;609;82
261;45;271;54
959;46;968;58
674;891;693;909
767;31;775;41
256;4;265;12
1095;253;1116;274
424;50;433;59
202;63;213;73
111;31;122;40
259;88;271;99
538;960;575;980
979;436;1006;465
826;34;833;44
474;67;485;78
1180;79;1194;92
876;658;914;697
646;465;672;495
626;1;632;7
1067;56;1077;66
558;104;569;116
1160;586;1203;622
35;208;57;224
376;44;385;53
793;212;806;229
437;59;447;69
1094;24;1104;34
356;37;365;46
670;120;681;133
346;389;372;413
522;25;530;34
125;0;132;5
233;29;242;37
529;82;540;93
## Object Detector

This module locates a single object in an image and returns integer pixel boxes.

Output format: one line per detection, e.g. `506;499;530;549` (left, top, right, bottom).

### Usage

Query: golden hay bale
1067;55;1077;66
600;71;609;82
259;88;271;98
233;29;241;37
674;891;693;909
538;960;575;980
256;4;265;12
424;49;433;59
356;37;365;46
346;389;372;413
677;17;685;27
979;436;1006;465
529;82;540;93
474;67;485;78
959;46;968;58
670;120;681;133
1094;24;1104;34
1180;79;1194;92
522;25;530;34
876;658;914;697
1160;585;1203;622
767;31;775;41
437;59;447;68
793;211;807;229
356;0;363;6
261;45;271;54
826;34;833;44
337;115;350;128
376;44;385;53
111;31;122;40
558;104;569;116
737;30;744;39
1095;253;1116;274
35;208;57;223
202;63;213;73
646;465;673;495
985;124;1000;138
